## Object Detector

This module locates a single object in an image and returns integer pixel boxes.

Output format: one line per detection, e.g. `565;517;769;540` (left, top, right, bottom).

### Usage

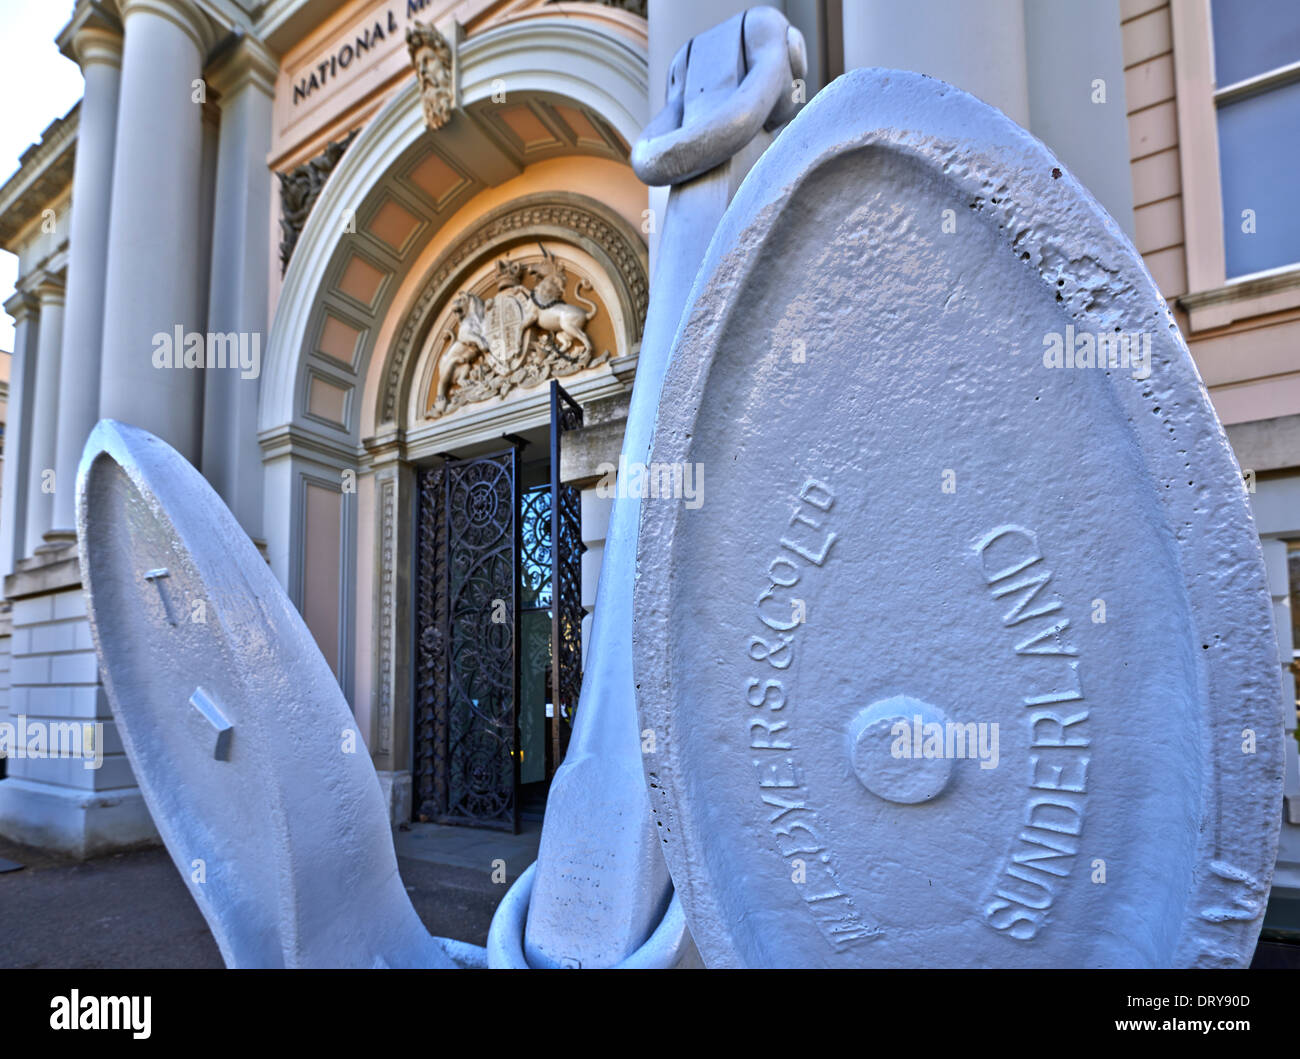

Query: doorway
412;383;585;832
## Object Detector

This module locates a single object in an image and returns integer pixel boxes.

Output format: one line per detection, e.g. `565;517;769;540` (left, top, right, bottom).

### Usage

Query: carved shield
484;291;529;375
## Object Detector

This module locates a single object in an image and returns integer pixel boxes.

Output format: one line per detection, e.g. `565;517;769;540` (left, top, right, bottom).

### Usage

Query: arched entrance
258;12;649;822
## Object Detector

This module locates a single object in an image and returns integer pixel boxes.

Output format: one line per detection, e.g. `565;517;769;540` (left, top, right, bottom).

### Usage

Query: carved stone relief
277;130;360;276
383;195;649;426
547;0;647;17
427;247;608;417
406;20;456;132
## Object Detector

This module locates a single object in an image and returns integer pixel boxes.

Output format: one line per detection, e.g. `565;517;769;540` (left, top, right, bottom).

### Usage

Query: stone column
47;23;124;544
841;0;1030;128
202;37;277;541
98;0;215;466
840;1;1135;244
0;293;40;578
1023;0;1135;239
25;280;65;556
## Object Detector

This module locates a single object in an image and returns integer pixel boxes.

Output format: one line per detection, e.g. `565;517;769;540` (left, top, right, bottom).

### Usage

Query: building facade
0;0;1297;928
1117;0;1300;918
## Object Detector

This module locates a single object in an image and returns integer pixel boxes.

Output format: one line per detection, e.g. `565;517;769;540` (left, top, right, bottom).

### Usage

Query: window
1210;0;1300;278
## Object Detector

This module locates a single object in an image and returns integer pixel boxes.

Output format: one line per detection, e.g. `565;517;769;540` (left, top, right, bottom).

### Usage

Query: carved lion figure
428;248;608;418
431;292;488;414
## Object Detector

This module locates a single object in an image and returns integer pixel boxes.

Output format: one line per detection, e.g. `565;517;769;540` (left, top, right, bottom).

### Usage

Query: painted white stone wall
1253;487;1300;896
0;582;156;855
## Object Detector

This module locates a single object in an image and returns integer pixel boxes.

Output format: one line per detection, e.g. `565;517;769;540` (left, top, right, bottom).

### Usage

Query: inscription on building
292;1;444;106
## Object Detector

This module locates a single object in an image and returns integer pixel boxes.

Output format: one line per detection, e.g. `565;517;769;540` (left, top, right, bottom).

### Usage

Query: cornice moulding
0;107;79;248
207;31;281;97
56;1;123;63
1180;266;1300;332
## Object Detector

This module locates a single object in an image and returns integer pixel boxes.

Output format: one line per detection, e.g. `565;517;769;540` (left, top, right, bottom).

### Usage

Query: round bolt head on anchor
848;696;956;805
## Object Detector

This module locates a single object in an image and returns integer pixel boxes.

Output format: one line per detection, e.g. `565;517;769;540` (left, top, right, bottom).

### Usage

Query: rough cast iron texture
75;420;466;968
633;67;1285;969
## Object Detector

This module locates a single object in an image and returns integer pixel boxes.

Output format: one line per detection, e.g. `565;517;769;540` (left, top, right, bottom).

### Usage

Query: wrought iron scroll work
550;381;586;769
520;485;553;610
442;450;520;831
415;466;448;821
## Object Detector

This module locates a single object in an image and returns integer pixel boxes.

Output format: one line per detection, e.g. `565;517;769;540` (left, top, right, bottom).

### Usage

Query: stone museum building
1;0;1299;926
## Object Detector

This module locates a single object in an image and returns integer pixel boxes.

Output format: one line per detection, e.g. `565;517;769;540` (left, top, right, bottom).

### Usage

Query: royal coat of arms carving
429;248;606;417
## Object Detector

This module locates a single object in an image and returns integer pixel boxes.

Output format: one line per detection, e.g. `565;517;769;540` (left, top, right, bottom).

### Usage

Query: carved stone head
495;257;526;290
406;21;454;130
529;249;568;308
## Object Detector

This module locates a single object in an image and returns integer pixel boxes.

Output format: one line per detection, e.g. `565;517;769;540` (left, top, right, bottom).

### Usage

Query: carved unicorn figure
525;244;598;356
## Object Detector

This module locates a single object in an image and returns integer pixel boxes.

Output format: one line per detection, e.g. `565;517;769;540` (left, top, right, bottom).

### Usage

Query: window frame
1173;0;1300;330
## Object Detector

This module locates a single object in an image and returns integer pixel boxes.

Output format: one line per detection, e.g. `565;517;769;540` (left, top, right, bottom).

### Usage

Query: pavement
0;821;542;968
7;818;1296;968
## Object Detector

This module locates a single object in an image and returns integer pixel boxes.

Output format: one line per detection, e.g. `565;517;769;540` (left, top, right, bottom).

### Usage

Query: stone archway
262;13;648;428
389;191;648;434
256;12;648;816
363;189;647;824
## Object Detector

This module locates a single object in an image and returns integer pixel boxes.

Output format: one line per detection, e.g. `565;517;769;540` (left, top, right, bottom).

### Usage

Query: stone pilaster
202;35;277;542
363;438;412;824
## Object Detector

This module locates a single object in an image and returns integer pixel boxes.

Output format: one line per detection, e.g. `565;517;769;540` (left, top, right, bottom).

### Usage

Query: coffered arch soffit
261;15;649;445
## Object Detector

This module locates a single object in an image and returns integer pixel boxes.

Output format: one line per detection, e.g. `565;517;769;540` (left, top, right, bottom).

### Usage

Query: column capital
73;25;125;70
57;1;123;67
3;290;39;323
119;0;220;59
33;276;67;306
207;33;279;99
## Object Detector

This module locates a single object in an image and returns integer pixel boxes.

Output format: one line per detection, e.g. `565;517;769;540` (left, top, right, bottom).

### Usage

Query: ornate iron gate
413;383;585;830
417;448;521;831
414;464;448;821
